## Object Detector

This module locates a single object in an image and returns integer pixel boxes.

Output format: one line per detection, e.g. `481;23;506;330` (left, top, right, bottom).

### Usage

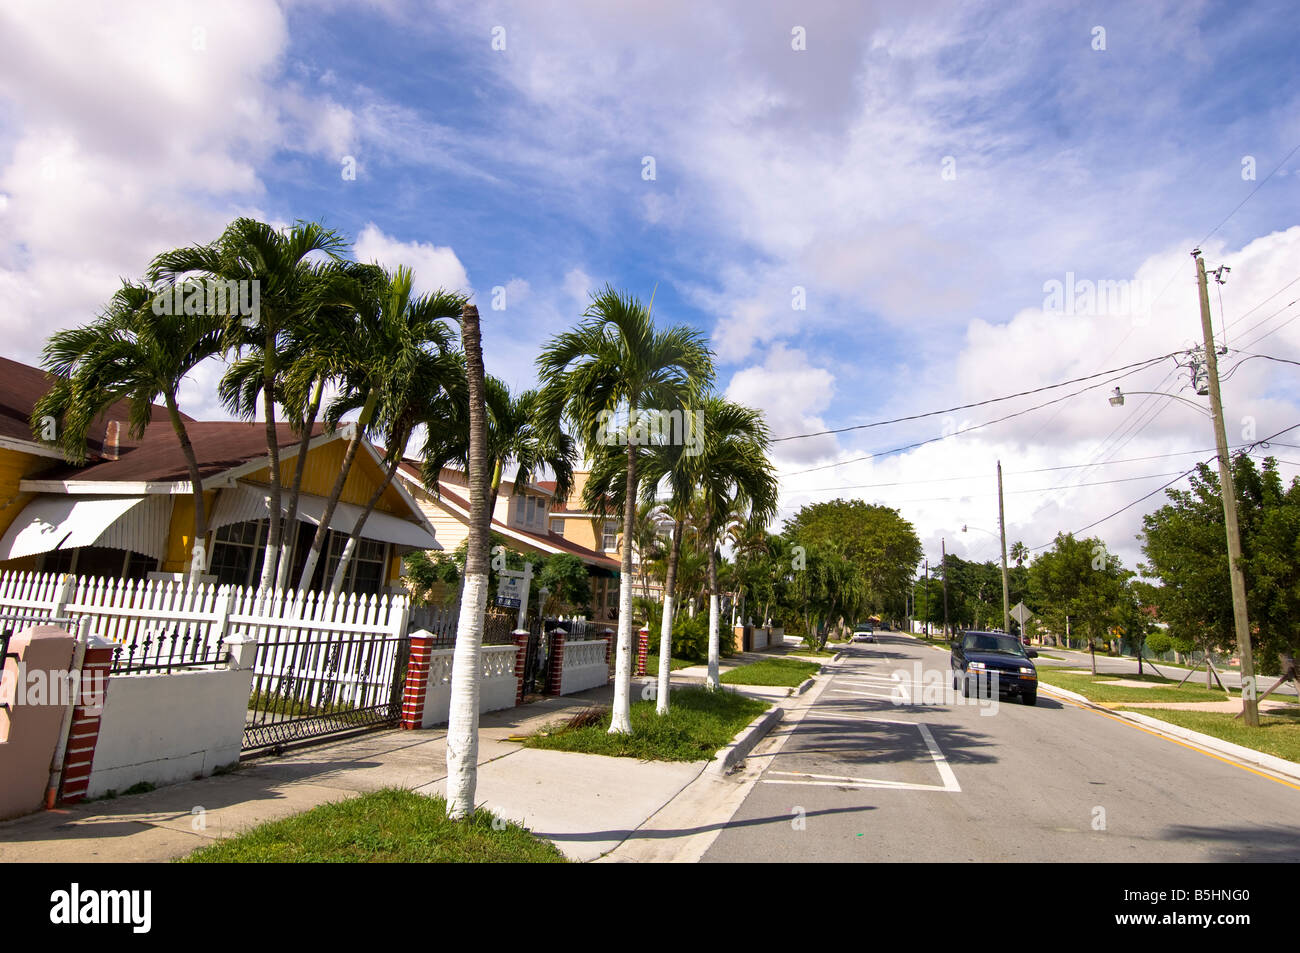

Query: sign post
497;563;534;630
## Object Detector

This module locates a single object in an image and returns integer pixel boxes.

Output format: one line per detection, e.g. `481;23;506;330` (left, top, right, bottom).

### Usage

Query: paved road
1034;646;1298;698
703;635;1300;862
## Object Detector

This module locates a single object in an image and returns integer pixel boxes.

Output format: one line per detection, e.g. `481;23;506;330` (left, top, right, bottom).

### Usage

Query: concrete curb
793;677;815;695
1039;681;1300;782
709;705;785;775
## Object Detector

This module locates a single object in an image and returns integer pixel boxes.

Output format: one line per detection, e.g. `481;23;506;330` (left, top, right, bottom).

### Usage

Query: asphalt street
703;634;1300;862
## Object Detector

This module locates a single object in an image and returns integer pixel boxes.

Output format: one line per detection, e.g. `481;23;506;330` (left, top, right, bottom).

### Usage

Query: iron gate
243;628;410;752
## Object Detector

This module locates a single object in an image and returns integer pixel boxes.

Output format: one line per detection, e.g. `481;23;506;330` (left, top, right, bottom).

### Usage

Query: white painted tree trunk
656;593;674;715
328;536;357;594
445;571;487;819
706;593;721;690
608;572;634;733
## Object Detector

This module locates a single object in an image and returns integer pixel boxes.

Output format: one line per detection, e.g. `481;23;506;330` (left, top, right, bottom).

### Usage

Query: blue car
950;630;1038;705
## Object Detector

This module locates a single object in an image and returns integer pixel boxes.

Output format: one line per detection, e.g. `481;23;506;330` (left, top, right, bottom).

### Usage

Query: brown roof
405;469;619;571
36;419;326;484
0;355;193;459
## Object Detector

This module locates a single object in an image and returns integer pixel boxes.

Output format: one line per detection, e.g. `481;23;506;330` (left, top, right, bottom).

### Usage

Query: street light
1107;387;1211;417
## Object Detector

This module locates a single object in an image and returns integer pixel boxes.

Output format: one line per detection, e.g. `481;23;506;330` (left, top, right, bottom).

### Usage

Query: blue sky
2;0;1298;568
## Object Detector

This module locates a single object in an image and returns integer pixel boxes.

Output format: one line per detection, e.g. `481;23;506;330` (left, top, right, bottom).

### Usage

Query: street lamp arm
1108;388;1213;419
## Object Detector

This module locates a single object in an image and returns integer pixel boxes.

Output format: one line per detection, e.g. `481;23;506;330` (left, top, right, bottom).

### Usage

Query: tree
445;302;489;820
149;218;349;590
34;281;223;578
1027;532;1130;673
691;396;778;690
1141;455;1300;676
784;500;922;628
536;285;714;734
537;554;593;615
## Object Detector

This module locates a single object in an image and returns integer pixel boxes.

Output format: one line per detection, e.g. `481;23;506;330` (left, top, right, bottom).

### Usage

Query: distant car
852;624;876;643
951;630;1038;705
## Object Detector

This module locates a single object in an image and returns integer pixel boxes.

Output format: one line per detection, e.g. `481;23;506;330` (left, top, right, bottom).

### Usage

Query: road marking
831;689;900;700
762;716;962;793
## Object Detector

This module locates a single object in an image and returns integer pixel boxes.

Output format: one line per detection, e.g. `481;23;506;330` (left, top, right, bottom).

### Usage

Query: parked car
951;630;1038;705
852;623;876;643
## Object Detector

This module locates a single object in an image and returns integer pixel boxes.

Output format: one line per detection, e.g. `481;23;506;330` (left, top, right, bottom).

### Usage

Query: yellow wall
244;440;408;515
161;490;217;572
0;447;58;541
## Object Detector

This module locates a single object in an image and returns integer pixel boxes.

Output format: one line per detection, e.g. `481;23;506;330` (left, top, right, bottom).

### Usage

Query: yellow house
0;357;439;593
395;462;622;620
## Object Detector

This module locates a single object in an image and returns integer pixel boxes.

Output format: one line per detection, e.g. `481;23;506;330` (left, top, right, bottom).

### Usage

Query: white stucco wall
559;640;610;695
85;666;254;799
420;645;518;728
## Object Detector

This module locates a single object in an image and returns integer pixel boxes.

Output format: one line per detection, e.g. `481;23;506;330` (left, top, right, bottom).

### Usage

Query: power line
769;353;1175;443
777;358;1172;477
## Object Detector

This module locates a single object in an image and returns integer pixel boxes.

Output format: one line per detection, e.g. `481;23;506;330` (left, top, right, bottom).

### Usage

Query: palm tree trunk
277;376;323;590
296;389;379;591
608;412;637;735
166;393;208;581
447;304;489;820
655;518;683;715
258;352;283;591
706;522;721;690
329;441;406;594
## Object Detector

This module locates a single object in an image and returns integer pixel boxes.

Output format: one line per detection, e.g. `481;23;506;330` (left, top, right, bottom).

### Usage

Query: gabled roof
0;355;189;459
395;461;620;571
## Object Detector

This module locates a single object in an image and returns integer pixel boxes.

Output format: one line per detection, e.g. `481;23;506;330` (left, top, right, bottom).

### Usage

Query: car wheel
1021;691;1037;706
961;674;971;698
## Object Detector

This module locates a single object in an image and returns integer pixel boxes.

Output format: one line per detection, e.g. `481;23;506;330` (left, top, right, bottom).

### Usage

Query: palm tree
422;376;577;543
446;302;490;821
327;304;464;593
692;397;779;689
296;266;465;592
148;218;350;590
536;286;714;734
34;281;224;577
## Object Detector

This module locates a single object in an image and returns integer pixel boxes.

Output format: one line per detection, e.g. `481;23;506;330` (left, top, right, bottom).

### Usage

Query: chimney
103;421;120;461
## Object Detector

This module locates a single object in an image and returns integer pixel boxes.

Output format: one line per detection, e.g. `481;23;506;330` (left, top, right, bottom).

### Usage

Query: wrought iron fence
244;628;411;752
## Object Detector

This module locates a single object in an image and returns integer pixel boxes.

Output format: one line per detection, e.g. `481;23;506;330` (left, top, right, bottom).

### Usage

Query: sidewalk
0;684;715;864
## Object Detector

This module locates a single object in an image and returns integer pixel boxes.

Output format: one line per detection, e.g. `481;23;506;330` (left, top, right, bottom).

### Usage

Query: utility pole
998;461;1011;634
1194;249;1259;726
941;538;951;639
923;558;929;636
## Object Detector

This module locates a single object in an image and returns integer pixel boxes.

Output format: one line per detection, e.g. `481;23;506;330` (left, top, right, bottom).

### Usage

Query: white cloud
353;222;473;296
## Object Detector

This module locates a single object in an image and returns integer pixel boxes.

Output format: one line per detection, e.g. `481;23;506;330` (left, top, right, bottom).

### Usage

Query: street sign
496;569;526;609
1010;602;1033;627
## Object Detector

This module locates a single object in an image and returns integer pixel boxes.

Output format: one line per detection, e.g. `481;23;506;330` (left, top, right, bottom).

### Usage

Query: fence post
547;629;566;696
57;635;115;805
513;628;530;706
400;629;435;730
51;573;74;619
635;626;649;676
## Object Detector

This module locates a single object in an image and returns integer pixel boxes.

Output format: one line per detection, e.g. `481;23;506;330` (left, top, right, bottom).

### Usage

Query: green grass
1040;670;1255;705
645;653;695;672
180;789;567;863
720;657;820;687
785;647;838;657
1116;707;1300;764
523;687;768;761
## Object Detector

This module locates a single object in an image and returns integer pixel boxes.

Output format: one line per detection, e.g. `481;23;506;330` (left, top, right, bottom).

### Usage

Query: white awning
0;495;173;561
210;484;441;550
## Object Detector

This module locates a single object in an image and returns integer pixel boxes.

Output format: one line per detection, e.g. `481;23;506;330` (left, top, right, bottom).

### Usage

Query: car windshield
962;633;1026;656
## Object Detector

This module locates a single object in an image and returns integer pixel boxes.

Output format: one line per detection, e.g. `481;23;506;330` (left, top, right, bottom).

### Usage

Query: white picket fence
0;570;409;676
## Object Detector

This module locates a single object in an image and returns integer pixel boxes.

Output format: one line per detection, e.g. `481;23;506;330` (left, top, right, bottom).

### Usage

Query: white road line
831;689;900;700
763;717;962;793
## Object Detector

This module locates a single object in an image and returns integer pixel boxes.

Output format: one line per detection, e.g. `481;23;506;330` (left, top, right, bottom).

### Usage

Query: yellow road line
1040;687;1300;792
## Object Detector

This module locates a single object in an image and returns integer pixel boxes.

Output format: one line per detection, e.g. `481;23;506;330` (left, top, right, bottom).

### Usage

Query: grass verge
720;657;820;687
523;687;768;761
1039;670;1253;705
180;789;566;863
646;653;695;672
1116;707;1300;764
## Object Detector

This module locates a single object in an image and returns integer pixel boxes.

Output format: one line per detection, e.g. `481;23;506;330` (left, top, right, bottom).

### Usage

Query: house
395;462;622;620
0;356;439;593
